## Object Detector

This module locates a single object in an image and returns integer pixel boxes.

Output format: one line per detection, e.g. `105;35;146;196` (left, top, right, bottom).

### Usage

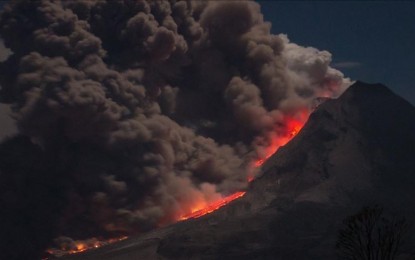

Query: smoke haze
0;0;350;258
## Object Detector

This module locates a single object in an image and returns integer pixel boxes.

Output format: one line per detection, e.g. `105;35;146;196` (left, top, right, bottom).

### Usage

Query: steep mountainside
65;82;415;260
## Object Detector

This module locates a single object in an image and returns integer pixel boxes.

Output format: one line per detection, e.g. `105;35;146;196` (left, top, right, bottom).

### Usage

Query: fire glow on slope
179;111;309;220
254;111;308;168
43;237;128;259
178;191;247;221
44;111;309;258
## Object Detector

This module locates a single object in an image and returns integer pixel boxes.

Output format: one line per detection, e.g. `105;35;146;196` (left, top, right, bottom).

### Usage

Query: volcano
59;81;415;259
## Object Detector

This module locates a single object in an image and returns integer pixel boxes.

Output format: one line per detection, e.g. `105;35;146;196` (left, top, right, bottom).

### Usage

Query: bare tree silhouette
336;205;408;260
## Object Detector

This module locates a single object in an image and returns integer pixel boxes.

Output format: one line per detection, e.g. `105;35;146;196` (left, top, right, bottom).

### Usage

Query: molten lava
254;113;307;167
179;191;246;221
44;111;308;258
43;236;127;259
179;110;309;220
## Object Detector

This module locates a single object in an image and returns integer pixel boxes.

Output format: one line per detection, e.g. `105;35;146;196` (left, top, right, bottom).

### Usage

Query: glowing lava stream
179;112;308;221
44;112;308;258
43;237;128;259
178;191;247;221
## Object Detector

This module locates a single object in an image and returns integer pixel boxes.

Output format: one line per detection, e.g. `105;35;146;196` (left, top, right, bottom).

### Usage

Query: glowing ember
43;236;127;259
179;191;246;221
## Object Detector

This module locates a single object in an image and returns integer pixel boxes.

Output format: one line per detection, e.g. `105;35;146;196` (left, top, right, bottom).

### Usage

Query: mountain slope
65;81;415;259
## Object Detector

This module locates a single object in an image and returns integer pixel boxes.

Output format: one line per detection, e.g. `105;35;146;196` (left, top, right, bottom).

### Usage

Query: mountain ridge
64;81;415;259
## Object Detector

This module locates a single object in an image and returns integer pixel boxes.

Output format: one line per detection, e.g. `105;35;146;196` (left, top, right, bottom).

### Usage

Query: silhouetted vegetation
336;205;408;260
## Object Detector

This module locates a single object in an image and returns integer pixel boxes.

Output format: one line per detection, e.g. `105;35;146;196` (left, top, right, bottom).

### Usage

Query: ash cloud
0;0;350;258
0;38;11;62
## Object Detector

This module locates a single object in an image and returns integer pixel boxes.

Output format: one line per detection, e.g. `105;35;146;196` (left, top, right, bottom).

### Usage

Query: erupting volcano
0;1;351;259
46;82;415;260
44;112;309;258
253;111;309;168
1;0;414;259
179;111;309;221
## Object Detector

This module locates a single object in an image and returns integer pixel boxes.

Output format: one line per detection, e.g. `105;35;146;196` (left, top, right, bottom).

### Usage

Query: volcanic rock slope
66;81;415;259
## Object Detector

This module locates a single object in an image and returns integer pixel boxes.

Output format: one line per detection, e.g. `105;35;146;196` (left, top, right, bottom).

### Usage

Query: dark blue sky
257;1;415;105
0;1;414;141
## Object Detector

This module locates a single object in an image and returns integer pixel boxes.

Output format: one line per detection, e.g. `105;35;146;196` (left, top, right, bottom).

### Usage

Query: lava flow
254;113;307;167
179;111;309;221
179;191;247;221
44;112;309;258
43;236;127;259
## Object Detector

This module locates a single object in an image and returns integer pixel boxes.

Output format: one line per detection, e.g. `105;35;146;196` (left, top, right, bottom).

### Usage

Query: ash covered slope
250;80;415;214
67;81;415;260
156;81;415;259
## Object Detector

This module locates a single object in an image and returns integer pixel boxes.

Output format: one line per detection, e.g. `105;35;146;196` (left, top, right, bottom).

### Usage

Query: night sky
0;1;415;140
257;1;415;105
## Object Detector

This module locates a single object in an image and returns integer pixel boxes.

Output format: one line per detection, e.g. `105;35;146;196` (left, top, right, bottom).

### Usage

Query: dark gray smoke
0;0;350;258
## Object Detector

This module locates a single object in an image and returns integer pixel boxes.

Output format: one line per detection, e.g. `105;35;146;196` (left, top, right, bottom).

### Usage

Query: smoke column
0;0;350;258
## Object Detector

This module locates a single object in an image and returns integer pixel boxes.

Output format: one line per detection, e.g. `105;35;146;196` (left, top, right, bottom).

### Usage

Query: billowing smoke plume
0;0;350;258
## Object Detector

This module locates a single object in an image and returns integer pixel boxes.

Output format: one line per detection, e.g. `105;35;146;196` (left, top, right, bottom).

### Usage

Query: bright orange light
179;191;246;221
179;110;309;221
43;236;128;259
44;110;310;259
75;243;86;251
253;110;308;167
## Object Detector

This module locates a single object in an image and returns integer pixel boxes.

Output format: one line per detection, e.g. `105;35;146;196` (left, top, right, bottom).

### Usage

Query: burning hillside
0;0;349;259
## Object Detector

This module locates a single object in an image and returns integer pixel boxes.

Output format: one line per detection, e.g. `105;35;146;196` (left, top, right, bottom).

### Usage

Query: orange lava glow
44;111;309;258
43;236;127;259
254;112;308;167
179;191;247;221
179;110;309;221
